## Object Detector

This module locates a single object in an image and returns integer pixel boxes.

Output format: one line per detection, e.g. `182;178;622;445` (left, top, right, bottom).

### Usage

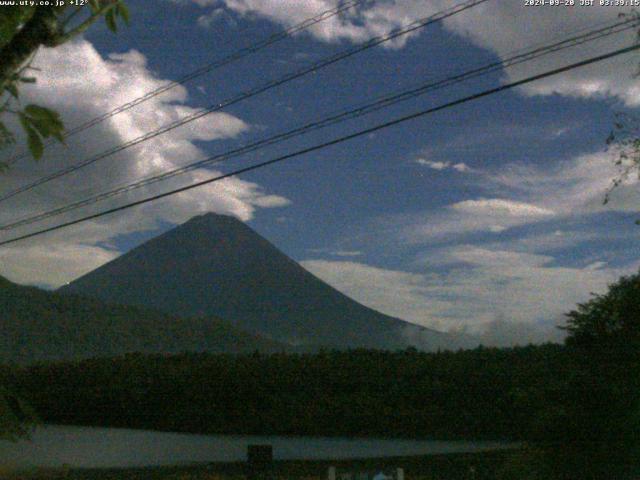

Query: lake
0;425;515;469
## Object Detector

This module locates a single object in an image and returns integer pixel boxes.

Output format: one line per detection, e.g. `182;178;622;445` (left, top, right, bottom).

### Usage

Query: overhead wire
2;0;367;165
0;0;489;205
1;41;638;247
0;16;636;233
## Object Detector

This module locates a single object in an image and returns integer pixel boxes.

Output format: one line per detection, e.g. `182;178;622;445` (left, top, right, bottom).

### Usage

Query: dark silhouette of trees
0;2;129;439
559;271;640;478
509;271;640;479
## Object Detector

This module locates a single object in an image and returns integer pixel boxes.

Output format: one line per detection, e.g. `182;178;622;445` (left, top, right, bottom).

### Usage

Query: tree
506;272;640;479
0;377;37;442
0;1;129;166
0;1;129;441
563;270;640;348
605;112;640;213
552;271;640;478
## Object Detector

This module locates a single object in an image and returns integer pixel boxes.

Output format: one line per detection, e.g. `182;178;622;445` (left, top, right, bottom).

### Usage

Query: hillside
60;213;471;350
14;346;567;439
0;275;286;364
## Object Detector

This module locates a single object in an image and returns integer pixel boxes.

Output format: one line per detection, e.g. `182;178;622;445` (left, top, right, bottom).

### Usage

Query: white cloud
452;162;470;172
0;243;120;288
189;0;450;48
488;151;640;214
484;229;592;254
350;144;640;342
301;259;444;326
301;253;638;346
197;8;225;28
185;1;640;105
415;158;449;170
401;198;555;242
331;250;363;257
441;3;640;106
400;148;640;243
450;316;565;347
0;39;289;287
414;158;472;173
451;199;555;217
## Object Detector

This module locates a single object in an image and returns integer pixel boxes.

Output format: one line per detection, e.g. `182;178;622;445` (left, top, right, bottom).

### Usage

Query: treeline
0;275;285;364
8;344;569;441
4;271;640;479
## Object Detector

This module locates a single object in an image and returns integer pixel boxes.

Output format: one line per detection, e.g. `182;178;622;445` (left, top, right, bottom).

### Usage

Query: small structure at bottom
328;466;404;480
246;444;274;480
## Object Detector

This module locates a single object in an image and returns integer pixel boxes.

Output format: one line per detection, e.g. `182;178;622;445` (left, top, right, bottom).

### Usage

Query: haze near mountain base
61;213;471;351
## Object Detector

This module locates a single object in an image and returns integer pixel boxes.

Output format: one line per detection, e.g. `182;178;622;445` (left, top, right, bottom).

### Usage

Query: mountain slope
0;275;286;364
60;213;468;350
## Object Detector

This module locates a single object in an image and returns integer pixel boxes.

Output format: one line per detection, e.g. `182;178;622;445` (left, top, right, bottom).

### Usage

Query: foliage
10;344;568;441
0;365;37;441
563;269;640;346
510;271;640;479
0;275;285;365
0;1;129;165
3;271;639;479
561;271;640;477
8;273;640;478
605;112;640;211
604;11;640;212
0;1;129;444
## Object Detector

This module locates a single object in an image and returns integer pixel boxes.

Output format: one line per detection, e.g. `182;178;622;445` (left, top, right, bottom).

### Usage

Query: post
396;468;404;480
246;444;273;480
328;466;336;480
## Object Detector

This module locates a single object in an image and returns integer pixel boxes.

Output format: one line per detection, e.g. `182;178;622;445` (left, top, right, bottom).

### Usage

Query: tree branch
0;6;59;91
54;2;120;44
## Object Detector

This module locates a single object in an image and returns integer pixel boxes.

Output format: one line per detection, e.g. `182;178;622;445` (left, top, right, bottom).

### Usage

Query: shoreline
1;449;521;479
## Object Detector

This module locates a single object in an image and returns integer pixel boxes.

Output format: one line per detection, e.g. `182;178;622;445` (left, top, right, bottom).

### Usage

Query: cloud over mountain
185;0;640;105
0;39;289;287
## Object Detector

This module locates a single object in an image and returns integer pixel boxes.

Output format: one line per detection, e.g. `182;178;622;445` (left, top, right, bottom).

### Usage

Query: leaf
23;105;65;144
0;121;15;148
19;77;36;83
88;0;100;12
24;105;64;130
24;105;61;124
5;83;18;99
117;2;130;25
26;115;52;138
0;7;36;50
19;114;44;160
49;127;65;143
26;126;44;160
105;9;118;33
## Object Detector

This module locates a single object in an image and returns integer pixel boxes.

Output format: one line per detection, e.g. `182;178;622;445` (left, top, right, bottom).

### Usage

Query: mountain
60;213;469;350
0;275;285;365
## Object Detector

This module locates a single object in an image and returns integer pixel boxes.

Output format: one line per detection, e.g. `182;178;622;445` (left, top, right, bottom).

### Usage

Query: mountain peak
60;215;468;350
176;212;254;238
190;212;241;223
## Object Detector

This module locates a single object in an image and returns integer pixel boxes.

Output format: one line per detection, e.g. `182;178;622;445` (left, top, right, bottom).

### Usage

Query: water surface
0;425;514;468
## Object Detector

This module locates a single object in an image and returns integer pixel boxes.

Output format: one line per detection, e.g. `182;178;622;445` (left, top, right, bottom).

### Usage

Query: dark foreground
1;450;516;480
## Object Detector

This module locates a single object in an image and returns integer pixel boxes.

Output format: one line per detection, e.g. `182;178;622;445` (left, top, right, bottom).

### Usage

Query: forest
2;271;639;479
6;344;566;440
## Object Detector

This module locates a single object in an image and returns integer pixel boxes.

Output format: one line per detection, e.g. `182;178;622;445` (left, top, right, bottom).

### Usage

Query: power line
1;42;638;247
0;0;488;205
3;0;367;165
1;16;635;233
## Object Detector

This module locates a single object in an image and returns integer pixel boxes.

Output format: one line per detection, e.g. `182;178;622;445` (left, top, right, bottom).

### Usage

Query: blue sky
1;0;640;345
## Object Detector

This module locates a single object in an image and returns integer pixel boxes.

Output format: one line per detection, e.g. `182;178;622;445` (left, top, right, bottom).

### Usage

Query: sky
1;0;640;346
